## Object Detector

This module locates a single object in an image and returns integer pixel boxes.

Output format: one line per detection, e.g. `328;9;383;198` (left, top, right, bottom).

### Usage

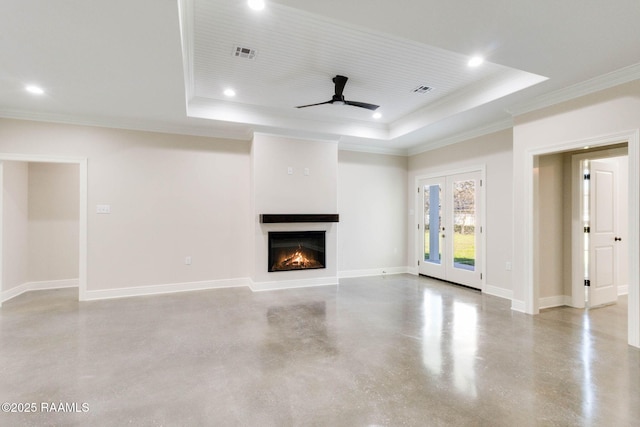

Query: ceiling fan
296;75;379;111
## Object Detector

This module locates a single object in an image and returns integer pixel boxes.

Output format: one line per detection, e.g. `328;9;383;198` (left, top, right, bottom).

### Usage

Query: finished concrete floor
0;274;638;426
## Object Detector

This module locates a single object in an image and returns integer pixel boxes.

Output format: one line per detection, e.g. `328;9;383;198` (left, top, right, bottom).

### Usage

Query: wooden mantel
260;214;339;223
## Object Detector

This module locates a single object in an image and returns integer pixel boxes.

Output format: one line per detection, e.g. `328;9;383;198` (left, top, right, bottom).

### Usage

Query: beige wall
2;161;29;292
535;153;566;299
562;153;574;297
0;118;252;292
338;150;408;273
408;129;514;295
28;162;79;282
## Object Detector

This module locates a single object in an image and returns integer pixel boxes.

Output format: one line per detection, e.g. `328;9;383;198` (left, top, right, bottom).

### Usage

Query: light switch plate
96;204;111;214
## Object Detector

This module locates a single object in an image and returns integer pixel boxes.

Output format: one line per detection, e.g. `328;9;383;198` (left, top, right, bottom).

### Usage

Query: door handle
615;237;622;242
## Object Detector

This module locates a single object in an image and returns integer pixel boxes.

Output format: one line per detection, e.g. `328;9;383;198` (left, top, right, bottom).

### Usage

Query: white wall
0;119;410;297
252;134;337;214
251;133;338;287
615;155;629;290
513;80;640;304
28;162;79;283
337;150;407;275
2;161;29;292
513;79;640;346
408;129;514;297
0;118;252;295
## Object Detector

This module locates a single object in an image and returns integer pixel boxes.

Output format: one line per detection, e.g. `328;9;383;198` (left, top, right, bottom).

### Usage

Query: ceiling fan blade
333;75;348;98
296;100;333;108
295;75;380;111
344;100;380;111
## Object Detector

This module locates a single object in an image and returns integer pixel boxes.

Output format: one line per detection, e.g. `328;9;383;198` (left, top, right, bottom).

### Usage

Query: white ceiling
1;0;640;155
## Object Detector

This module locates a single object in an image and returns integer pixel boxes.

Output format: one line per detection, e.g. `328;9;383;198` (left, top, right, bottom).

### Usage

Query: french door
418;171;483;289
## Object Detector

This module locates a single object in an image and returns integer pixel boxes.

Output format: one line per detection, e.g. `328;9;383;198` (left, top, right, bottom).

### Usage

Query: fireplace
268;231;326;272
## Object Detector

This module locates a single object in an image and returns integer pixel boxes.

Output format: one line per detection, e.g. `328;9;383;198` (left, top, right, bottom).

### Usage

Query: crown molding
508;62;640;116
253;131;339;145
338;141;408;156
407;118;513;156
0;110;253;141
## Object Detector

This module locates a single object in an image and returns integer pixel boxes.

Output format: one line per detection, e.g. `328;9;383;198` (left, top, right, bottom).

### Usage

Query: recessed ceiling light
224;88;236;97
247;0;265;11
25;85;45;95
584;146;590;150
468;56;484;67
372;112;382;119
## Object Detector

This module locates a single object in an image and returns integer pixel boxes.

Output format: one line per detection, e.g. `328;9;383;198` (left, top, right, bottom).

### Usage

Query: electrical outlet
185;256;192;265
505;262;512;271
287;167;293;175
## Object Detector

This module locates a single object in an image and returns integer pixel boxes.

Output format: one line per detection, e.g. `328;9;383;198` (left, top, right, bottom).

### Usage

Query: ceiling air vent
413;85;434;94
233;45;257;60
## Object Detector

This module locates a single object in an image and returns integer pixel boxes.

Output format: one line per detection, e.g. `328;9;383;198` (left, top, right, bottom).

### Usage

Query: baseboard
407;267;418;276
539;295;572;310
1;279;79;303
511;299;526;313
338;266;409;279
83;278;251;301
619;284;629;296
249;276;338;292
483;284;513;301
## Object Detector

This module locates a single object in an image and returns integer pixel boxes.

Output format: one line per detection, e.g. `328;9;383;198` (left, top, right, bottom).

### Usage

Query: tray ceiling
182;0;546;142
2;0;639;154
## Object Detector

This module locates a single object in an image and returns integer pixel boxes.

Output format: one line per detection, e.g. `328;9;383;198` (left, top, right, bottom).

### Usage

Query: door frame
415;165;486;291
570;147;628;308
0;153;88;306
523;129;639;347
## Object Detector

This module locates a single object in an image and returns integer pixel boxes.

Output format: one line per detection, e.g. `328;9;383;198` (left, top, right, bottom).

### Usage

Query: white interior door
588;159;618;307
418;171;482;289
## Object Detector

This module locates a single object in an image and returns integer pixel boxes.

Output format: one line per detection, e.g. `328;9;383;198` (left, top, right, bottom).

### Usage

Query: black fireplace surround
268;231;326;272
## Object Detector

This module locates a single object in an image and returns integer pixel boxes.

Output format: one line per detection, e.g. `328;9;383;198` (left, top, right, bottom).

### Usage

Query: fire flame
272;244;322;271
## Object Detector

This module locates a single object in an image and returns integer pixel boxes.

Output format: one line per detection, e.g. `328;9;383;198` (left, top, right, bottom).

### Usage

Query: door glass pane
424;184;442;264
453;180;475;271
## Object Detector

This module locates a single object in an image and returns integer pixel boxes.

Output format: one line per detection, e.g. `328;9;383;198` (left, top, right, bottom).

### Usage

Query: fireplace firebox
268;231;326;272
